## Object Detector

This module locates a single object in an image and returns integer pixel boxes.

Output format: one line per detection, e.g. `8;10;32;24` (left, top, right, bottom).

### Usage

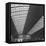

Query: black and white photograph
6;2;45;43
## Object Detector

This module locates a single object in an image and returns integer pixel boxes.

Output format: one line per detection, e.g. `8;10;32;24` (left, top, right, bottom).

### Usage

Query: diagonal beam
23;5;43;34
28;16;44;35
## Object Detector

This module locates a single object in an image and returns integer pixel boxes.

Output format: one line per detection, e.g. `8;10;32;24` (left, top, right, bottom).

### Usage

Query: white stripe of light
28;16;44;35
11;5;30;34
